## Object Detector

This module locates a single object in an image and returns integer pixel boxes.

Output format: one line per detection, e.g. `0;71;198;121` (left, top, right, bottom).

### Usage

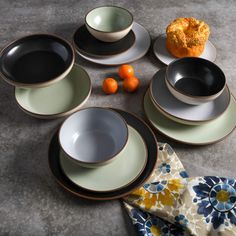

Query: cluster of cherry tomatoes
102;65;140;94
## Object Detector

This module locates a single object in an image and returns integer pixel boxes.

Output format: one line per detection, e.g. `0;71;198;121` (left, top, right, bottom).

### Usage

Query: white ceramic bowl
85;6;133;42
59;107;129;168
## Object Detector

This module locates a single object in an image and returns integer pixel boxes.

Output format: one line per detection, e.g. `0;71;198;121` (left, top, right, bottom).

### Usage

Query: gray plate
153;34;217;65
75;22;151;65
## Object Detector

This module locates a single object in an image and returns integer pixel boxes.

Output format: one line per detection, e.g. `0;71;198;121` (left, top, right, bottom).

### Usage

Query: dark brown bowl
0;34;75;88
166;57;226;105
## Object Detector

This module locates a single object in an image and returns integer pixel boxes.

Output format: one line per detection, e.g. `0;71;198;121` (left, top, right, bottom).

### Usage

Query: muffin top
166;17;210;47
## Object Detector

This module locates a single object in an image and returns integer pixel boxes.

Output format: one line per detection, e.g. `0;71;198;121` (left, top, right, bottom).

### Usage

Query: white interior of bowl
86;6;133;32
59;108;128;163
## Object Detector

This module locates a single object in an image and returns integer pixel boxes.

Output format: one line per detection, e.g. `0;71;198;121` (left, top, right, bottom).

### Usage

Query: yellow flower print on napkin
130;179;187;210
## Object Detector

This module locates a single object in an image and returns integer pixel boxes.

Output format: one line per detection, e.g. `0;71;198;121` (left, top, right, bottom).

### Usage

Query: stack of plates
144;69;236;145
0;34;91;119
73;22;151;66
48;108;158;200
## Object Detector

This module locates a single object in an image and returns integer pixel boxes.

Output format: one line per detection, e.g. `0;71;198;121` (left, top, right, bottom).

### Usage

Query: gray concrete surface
0;0;235;235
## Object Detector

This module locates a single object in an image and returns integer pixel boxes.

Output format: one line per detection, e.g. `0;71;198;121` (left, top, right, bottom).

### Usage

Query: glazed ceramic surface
150;69;230;125
144;91;236;145
59;108;128;167
76;22;150;65
60;126;147;192
153;34;217;65
73;25;135;57
48;109;158;200
0;34;74;88
15;64;91;118
85;6;133;42
166;57;226;105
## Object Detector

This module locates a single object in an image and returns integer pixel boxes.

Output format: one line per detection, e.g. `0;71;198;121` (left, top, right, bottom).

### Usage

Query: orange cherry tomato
102;78;118;94
123;76;140;93
118;64;135;80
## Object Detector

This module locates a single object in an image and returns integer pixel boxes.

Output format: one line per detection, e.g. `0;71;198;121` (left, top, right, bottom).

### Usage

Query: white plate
60;126;148;192
153;34;217;65
150;69;231;125
75;22;151;66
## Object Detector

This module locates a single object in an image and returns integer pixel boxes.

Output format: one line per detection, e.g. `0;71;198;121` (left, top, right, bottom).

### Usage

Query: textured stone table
0;0;235;235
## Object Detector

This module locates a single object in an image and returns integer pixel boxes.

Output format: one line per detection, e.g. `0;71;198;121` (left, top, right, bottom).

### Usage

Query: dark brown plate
73;25;135;57
48;109;158;200
0;34;74;88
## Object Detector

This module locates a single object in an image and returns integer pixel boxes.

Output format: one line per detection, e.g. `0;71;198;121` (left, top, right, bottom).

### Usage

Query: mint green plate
144;90;236;145
60;125;148;192
15;64;91;119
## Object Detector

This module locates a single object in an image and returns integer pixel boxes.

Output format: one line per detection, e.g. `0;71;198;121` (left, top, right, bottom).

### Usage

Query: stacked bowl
72;6;151;65
144;57;236;145
0;34;91;118
49;107;158;200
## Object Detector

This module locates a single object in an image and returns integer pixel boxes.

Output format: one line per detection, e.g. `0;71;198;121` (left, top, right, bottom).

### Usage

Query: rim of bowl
165;57;226;99
149;71;231;123
14;63;92;119
58;107;129;165
85;6;133;33
0;33;75;88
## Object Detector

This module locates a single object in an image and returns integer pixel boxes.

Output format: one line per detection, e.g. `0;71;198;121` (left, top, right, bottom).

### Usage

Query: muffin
166;17;210;58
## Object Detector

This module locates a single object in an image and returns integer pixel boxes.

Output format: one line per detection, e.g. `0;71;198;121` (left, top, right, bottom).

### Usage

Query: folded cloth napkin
123;143;236;236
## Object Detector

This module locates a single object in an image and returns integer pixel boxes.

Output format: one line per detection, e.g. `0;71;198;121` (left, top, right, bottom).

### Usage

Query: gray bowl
165;57;226;105
59;107;129;168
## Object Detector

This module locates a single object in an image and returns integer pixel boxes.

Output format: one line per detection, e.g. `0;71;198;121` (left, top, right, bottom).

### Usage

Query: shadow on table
52;22;78;41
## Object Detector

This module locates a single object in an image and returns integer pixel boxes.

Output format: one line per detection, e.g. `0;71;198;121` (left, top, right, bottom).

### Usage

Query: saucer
144;90;236;145
150;69;231;125
153;34;217;65
60;126;147;192
15;64;91;119
75;22;151;66
73;25;136;57
48;109;158;200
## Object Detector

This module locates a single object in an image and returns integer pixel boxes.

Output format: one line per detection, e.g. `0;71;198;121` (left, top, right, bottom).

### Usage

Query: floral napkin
123;143;236;236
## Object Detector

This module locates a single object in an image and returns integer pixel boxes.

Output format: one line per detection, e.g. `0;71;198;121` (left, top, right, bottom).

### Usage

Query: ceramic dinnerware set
49;107;158;200
144;57;236;145
0;5;235;200
72;6;151;65
0;34;91;119
0;6;157;200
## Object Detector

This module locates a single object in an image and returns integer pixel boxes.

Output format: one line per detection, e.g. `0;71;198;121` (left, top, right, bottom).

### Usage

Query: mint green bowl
85;6;133;42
